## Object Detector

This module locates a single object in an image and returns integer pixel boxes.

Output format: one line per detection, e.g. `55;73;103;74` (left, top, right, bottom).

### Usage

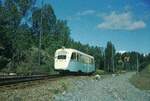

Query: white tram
54;48;95;73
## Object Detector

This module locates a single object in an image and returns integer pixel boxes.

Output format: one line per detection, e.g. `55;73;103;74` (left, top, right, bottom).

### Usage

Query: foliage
0;0;149;75
95;69;105;75
105;41;115;72
130;64;150;90
61;81;68;91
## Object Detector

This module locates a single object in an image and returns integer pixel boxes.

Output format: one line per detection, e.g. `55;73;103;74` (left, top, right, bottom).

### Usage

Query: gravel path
54;72;150;101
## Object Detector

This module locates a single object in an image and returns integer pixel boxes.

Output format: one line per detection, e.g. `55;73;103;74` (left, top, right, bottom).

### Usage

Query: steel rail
0;74;61;86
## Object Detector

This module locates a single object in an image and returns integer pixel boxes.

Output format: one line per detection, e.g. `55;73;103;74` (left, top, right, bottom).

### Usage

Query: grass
95;69;105;75
0;77;71;101
130;64;150;90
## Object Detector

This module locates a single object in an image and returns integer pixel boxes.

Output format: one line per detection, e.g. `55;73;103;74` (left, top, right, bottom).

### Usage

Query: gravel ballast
0;72;149;101
54;72;150;101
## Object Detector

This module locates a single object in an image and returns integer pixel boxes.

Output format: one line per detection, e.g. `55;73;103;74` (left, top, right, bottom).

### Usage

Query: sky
37;0;150;54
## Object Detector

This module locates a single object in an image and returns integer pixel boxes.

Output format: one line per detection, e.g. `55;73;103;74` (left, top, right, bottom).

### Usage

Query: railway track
0;73;90;87
0;74;63;86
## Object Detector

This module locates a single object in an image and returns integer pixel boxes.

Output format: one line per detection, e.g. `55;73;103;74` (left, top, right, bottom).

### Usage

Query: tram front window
57;55;66;59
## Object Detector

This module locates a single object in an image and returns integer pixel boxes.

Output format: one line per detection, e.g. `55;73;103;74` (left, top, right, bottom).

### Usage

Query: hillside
130;64;150;90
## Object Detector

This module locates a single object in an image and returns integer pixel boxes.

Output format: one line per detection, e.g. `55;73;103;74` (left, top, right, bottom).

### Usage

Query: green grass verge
94;69;105;75
130;64;150;90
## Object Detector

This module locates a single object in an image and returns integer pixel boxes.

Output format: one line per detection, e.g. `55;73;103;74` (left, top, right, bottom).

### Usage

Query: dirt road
54;72;150;101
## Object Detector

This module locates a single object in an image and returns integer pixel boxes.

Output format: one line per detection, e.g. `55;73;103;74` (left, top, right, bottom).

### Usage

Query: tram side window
88;58;91;64
77;53;80;61
86;58;94;64
80;55;88;64
85;57;89;64
80;55;84;63
90;58;94;64
71;52;76;60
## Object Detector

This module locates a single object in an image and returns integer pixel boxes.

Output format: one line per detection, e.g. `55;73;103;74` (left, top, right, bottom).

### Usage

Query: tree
32;4;56;36
32;5;57;64
55;20;71;47
0;0;35;69
105;41;116;72
1;0;149;74
115;53;123;72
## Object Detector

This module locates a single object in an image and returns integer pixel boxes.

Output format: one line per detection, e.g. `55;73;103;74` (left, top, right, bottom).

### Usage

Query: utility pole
101;47;106;71
136;53;139;73
104;48;106;71
112;46;115;73
38;1;43;65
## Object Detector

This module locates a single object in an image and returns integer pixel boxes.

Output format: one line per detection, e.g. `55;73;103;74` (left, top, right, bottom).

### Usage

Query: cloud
66;10;96;21
77;10;95;16
136;2;150;7
97;11;146;31
66;16;80;21
117;50;126;54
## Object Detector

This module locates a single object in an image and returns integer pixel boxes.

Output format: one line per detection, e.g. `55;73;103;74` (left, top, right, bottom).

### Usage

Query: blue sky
37;0;150;54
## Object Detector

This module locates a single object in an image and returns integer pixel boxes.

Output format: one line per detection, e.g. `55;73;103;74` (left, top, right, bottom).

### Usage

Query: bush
15;47;56;75
0;47;57;75
0;56;9;70
15;62;33;75
130;64;150;90
61;81;67;91
95;69;105;75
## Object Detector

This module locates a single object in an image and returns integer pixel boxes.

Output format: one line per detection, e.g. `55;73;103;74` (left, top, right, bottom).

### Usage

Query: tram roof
56;48;94;59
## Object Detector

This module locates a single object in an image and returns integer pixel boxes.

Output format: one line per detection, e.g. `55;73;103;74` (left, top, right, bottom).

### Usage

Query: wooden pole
38;1;43;65
112;46;115;73
136;53;139;73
